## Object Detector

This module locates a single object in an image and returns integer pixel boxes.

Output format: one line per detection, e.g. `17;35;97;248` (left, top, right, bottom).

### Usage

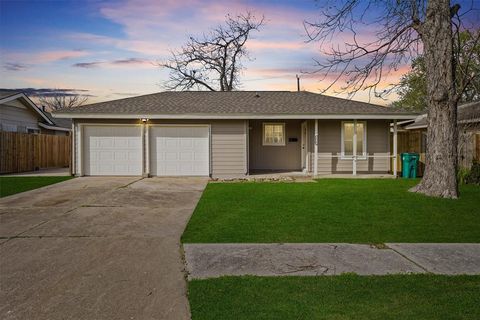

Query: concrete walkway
1;167;70;176
1;177;208;320
184;243;480;279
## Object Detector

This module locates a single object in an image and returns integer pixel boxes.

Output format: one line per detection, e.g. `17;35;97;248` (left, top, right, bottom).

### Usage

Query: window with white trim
263;122;285;146
341;121;367;158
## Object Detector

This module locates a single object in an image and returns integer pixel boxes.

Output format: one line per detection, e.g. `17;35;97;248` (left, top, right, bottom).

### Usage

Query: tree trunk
410;0;458;198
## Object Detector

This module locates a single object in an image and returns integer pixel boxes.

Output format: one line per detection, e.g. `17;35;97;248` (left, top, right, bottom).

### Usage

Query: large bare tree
161;12;264;91
39;93;88;111
305;0;479;198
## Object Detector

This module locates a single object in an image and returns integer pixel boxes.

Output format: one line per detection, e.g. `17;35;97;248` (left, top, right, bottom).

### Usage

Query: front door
301;121;308;172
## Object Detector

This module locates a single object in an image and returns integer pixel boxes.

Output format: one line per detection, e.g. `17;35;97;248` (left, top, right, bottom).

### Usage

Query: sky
0;0;478;105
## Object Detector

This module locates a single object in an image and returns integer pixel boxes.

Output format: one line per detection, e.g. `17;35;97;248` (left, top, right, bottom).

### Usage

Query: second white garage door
150;125;209;176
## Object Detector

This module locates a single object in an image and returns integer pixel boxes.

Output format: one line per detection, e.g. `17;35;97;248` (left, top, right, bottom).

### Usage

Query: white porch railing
312;119;398;177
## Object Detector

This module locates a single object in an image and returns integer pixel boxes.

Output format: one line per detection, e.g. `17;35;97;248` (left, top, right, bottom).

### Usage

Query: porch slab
315;173;395;179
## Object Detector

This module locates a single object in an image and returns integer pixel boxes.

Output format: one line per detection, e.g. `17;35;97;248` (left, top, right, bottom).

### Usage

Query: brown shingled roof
53;91;414;117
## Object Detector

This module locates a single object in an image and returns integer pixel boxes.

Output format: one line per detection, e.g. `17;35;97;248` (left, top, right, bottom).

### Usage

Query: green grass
189;275;480;320
182;179;480;243
0;176;74;198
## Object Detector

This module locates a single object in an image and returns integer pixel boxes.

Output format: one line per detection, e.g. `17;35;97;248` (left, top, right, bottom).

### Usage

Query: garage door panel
194;152;208;161
180;152;193;161
84;126;142;176
150;126;209;176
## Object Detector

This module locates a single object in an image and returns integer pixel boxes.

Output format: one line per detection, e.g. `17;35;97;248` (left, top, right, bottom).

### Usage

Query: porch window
341;121;367;158
263;122;285;146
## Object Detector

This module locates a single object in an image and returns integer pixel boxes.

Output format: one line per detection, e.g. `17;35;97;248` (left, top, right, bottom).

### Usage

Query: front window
263;123;285;146
27;128;40;134
342;121;366;158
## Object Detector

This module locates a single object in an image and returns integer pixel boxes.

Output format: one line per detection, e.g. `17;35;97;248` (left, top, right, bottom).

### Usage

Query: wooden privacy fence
0;132;71;174
476;134;480;161
390;130;426;176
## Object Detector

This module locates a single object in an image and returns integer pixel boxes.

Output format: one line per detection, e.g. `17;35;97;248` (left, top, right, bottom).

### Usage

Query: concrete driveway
0;176;208;320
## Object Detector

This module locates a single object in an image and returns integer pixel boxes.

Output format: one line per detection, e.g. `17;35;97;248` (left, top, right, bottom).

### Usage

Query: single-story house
53;91;416;178
404;101;480;169
0;91;71;135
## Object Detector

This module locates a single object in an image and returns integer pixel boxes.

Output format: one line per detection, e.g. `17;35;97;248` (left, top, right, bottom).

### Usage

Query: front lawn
188;275;480;320
0;176;74;198
182;179;480;243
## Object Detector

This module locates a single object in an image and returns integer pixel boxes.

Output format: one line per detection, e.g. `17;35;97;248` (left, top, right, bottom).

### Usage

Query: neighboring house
53;91;416;178
0;91;71;135
404;101;480;169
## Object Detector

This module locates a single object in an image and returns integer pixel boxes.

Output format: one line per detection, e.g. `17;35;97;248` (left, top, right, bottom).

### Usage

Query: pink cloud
246;39;309;51
72;57;155;69
35;50;89;63
4;50;90;65
66;32;170;56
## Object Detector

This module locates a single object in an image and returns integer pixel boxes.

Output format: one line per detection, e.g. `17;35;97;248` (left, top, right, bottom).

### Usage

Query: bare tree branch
304;0;423;98
38;93;88;111
160;12;264;91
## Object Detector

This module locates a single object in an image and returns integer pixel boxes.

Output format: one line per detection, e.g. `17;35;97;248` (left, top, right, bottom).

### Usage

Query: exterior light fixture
141;118;148;123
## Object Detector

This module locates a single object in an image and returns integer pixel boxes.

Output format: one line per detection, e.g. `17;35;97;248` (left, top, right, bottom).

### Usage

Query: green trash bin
401;153;419;178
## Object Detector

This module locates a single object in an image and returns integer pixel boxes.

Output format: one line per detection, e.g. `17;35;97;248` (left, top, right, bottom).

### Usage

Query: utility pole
296;74;300;92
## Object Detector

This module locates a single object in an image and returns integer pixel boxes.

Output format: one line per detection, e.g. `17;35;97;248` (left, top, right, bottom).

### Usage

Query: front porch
247;119;400;177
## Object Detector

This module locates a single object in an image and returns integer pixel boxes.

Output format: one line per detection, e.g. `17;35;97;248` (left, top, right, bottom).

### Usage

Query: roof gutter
52;113;418;120
38;122;71;132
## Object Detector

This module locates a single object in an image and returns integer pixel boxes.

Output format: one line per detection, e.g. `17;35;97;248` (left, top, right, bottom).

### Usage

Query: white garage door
83;126;142;176
150;126;209;176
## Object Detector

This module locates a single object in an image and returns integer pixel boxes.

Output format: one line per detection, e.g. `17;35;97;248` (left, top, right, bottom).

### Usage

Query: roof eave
52;112;418;120
1;93;55;125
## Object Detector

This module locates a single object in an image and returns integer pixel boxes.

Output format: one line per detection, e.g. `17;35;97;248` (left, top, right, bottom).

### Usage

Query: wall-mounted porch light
141;118;149;123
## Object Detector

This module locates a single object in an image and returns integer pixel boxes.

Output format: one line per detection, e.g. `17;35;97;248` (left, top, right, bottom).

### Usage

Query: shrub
457;167;470;185
465;160;480;185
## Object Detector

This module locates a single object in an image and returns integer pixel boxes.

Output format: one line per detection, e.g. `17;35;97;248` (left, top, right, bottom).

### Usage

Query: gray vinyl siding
73;119;247;177
0;101;40;132
211;121;247;177
308;119;390;173
249;119;302;171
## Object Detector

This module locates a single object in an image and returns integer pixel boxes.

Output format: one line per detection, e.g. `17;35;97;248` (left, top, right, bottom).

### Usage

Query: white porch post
145;122;150;176
71;121;75;176
353;119;357;176
393;120;398;178
77;124;82;176
314;119;318;176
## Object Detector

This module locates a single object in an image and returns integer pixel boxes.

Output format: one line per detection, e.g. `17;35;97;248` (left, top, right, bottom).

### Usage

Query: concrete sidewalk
184;243;480;279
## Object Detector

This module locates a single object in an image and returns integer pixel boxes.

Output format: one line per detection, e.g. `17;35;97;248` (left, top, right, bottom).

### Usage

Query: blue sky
0;0;478;104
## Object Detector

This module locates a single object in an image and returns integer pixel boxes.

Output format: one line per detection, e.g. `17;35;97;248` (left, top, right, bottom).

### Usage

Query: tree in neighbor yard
304;0;480;198
39;93;88;111
393;31;480;111
161;12;264;91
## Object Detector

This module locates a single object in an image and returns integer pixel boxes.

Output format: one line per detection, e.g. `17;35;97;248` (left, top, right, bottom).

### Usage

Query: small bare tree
161;12;264;91
304;0;479;198
39;94;88;110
